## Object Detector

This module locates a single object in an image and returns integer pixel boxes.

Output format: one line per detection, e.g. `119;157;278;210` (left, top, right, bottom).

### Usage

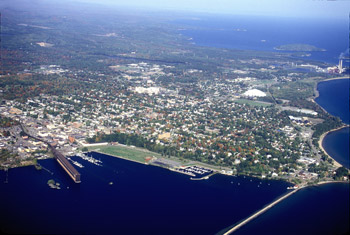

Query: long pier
50;146;81;183
224;188;300;234
20;123;81;183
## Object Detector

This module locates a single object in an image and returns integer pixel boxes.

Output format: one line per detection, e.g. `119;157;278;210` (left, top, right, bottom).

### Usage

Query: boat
72;161;84;168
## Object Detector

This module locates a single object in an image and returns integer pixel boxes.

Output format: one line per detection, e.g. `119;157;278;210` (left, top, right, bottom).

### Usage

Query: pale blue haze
76;0;350;20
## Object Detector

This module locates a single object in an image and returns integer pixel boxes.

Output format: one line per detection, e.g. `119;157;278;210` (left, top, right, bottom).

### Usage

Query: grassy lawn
87;145;161;164
234;99;272;107
270;79;316;100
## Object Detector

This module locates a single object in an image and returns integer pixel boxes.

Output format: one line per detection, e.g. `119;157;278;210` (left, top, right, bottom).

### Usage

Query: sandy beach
316;180;348;186
318;125;349;168
320;76;350;82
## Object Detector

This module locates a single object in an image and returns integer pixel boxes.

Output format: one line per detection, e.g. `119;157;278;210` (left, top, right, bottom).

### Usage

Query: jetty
224;188;300;234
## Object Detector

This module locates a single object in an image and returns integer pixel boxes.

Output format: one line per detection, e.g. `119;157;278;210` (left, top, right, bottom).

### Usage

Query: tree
334;167;349;180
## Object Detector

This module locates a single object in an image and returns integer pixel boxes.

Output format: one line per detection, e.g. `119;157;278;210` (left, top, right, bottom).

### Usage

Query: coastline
220;77;350;234
316;180;349;186
91;149;219;179
313;76;349;100
313;77;349;169
319;76;350;82
318;125;349;168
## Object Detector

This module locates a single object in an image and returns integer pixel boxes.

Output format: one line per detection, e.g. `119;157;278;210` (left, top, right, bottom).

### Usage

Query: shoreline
313;76;349;100
319;76;350;82
223;76;350;235
313;77;349;169
316;180;349;186
91;150;149;166
91;150;219;179
318;125;349;168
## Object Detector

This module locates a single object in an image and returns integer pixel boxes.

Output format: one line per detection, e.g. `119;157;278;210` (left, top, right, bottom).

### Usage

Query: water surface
0;153;290;234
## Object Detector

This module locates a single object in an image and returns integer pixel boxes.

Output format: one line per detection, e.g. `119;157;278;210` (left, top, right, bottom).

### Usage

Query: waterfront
233;78;349;235
173;16;350;234
315;78;350;169
0;153;291;234
1;149;349;234
0;13;349;235
231;78;349;235
315;79;349;124
322;127;350;169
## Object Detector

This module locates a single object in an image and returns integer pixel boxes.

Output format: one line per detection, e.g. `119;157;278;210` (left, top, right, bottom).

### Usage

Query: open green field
87;145;162;164
234;99;273;107
270;79;316;100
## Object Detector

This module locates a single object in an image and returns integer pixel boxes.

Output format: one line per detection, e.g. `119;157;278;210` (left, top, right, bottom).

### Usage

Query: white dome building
243;89;266;98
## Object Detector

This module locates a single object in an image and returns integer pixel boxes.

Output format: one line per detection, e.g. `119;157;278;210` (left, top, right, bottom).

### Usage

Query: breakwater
223;188;300;234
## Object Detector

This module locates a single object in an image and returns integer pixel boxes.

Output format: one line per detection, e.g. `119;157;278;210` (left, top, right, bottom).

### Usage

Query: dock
20;123;81;183
50;146;81;183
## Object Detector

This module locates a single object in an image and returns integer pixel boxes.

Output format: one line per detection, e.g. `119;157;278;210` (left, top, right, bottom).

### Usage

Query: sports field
234;98;272;107
87;145;161;164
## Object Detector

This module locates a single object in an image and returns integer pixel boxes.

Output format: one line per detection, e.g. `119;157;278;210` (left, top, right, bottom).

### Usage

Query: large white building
134;87;161;95
243;89;266;98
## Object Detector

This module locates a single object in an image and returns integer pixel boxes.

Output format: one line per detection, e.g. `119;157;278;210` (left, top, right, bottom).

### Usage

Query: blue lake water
315;78;350;169
173;15;349;65
0;153;291;234
315;79;350;125
235;183;350;235
323;127;350;169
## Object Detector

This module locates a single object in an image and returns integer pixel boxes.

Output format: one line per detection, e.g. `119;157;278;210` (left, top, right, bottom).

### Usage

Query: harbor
1;151;348;235
172;165;214;180
76;152;103;167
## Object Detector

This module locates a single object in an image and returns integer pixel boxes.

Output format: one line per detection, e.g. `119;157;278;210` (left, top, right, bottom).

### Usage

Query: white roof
243;89;266;97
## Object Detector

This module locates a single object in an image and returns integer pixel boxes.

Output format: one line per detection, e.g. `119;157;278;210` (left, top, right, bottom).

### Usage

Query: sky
76;0;350;20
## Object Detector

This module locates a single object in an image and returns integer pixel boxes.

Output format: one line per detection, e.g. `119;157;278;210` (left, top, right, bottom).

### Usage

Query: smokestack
339;59;343;72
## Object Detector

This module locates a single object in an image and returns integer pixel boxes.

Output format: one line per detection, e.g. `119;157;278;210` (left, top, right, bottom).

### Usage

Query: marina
76;153;103;167
173;165;214;179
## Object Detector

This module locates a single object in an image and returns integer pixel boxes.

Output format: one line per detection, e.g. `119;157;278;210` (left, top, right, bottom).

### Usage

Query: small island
274;43;326;52
47;179;61;189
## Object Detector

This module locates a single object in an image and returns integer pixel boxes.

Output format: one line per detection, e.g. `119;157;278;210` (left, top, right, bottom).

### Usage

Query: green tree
334;167;349;180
